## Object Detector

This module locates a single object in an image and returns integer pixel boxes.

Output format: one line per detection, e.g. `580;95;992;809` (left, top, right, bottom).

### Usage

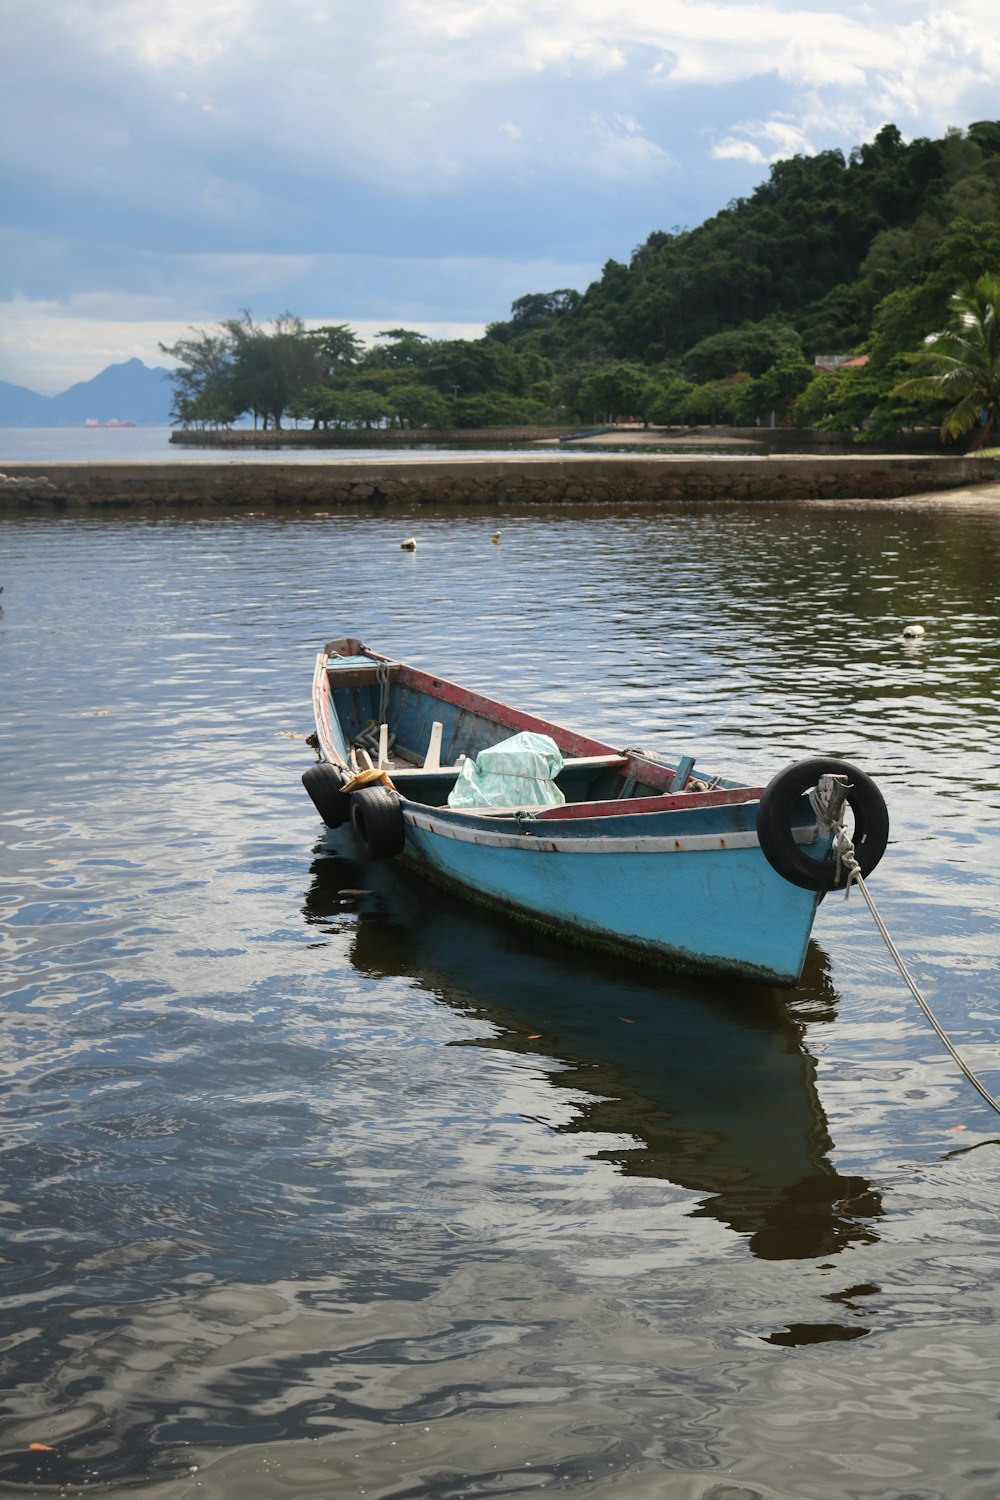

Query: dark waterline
0;426;841;465
2;499;1000;1498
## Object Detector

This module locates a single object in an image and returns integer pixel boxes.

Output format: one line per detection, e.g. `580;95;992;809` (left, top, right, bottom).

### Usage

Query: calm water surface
2;496;1000;1499
0;428;777;464
0;429;591;464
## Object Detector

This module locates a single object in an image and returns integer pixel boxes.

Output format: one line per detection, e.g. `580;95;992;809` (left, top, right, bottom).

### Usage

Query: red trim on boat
535;787;764;820
338;647;760;799
387;660;616;760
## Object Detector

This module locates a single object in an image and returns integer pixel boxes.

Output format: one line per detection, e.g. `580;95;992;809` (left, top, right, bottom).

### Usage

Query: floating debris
400;537;417;551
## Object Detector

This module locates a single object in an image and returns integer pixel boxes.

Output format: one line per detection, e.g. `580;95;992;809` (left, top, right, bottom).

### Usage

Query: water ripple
2;499;1000;1494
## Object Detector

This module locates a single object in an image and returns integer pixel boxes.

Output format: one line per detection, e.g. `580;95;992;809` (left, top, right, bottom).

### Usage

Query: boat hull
398;804;819;985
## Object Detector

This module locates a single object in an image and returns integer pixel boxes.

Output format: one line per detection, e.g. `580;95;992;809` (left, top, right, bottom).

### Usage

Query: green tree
575;361;653;422
159;328;240;427
369;330;433;368
328;387;394;429
800;363;883;433
681;374;751;424
386;382;454;428
426;339;524;398
310;324;364;374
645;375;697;425
454;392;553;428
736;355;814;424
892;273;1000;448
789;370;844;428
682;319;802;382
220;311;318;430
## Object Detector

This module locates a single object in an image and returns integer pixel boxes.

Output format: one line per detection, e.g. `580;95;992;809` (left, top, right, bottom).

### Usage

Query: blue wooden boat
304;638;889;986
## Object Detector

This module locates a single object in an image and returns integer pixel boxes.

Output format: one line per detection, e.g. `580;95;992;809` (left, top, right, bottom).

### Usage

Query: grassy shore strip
2;453;1000;511
168;423;946;454
169;426;570;449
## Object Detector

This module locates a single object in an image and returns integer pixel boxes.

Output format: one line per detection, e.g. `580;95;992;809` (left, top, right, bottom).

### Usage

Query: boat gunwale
313;644;762;814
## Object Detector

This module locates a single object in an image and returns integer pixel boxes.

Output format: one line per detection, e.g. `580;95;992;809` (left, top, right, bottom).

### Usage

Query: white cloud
869;11;999;126
392;0;890;90
83;0;258;69
712;138;769;165
587;113;679;180
712;115;816;164
6;0;1000;390
15;1;1000;115
7;0;1000;204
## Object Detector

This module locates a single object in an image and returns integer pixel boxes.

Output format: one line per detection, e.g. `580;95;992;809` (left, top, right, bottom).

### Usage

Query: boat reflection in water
303;845;882;1263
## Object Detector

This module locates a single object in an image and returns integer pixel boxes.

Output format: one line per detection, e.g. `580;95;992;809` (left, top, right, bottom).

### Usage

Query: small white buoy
400;537;416;551
492;530;502;544
902;623;925;638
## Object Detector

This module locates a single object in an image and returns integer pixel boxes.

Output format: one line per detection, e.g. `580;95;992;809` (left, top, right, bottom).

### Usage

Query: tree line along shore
161;121;1000;453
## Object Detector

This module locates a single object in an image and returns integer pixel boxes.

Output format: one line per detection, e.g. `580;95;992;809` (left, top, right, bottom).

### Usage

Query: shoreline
166;422;943;455
2;453;999;512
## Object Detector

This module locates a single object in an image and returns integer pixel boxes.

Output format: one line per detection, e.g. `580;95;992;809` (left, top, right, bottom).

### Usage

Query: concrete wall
169;424;945;454
2;454;999;512
169;426;568;449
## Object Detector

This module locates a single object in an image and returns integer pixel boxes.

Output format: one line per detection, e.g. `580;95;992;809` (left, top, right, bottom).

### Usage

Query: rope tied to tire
757;759;1000;1119
807;782;861;896
756;758;890;893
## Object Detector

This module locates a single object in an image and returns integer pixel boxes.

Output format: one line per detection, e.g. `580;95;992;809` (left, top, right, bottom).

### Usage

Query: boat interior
323;654;723;811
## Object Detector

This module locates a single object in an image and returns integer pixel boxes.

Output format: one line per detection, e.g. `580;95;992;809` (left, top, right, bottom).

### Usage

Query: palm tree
892;272;1000;449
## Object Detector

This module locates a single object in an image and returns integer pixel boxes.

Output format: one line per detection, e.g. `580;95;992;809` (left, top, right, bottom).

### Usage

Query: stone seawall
168;423;945;454
2;453;999;512
169;426;568;449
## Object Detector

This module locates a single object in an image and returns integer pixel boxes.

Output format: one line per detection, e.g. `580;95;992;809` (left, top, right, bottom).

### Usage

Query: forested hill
481;120;1000;436
489;121;1000;363
162;121;1000;442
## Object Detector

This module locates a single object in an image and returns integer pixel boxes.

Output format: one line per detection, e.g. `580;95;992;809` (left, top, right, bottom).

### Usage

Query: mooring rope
828;815;1000;1118
375;660;393;726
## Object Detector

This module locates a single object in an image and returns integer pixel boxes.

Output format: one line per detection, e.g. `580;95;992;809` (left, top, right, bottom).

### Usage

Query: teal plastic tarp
446;731;566;810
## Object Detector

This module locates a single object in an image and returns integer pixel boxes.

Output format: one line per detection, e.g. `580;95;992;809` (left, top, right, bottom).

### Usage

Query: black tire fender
756;758;889;891
350;785;406;859
302;762;351;828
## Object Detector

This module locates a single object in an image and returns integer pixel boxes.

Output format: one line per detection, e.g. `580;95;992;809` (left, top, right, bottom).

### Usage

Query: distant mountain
0;379;52;425
0;358;174;426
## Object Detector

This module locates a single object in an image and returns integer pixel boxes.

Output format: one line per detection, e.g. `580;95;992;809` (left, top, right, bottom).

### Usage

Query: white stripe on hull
403;807;816;856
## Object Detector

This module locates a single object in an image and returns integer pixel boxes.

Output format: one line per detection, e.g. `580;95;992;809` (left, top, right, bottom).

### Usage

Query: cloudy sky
2;0;998;392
